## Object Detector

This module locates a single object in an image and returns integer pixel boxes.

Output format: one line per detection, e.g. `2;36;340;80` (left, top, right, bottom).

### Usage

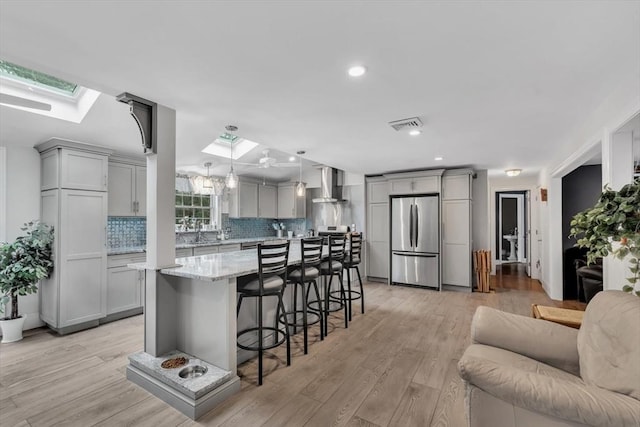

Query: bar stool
236;240;291;385
281;237;324;354
342;232;364;321
318;235;348;336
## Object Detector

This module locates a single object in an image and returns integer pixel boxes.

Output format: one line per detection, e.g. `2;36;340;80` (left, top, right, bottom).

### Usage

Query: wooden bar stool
342;232;364;321
281;237;324;354
236;240;291;385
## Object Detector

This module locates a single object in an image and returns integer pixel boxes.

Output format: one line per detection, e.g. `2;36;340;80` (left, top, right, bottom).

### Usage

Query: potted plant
570;178;640;296
0;221;54;342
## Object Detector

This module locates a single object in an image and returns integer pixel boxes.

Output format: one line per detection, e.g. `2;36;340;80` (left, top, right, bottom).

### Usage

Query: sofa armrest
458;356;640;427
472;306;580;375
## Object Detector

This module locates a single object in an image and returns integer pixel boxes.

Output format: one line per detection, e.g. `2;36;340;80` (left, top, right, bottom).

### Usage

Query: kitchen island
127;242;305;419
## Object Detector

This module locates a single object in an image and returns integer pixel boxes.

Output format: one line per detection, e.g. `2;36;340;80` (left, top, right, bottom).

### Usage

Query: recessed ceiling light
409;130;422;136
505;169;522;177
348;65;367;77
434;156;443;161
289;156;296;162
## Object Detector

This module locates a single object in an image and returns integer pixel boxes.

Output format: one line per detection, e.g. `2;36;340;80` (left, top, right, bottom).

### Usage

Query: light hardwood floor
0;270;584;427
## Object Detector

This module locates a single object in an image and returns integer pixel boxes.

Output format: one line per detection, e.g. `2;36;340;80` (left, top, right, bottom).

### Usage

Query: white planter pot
0;315;26;343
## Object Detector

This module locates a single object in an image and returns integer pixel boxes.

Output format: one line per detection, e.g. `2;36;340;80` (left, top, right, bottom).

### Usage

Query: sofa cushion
577;290;640;400
459;346;640;426
463;344;584;386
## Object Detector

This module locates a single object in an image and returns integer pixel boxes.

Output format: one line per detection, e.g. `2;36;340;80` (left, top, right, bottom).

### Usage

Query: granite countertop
129;241;306;281
162;241;304;281
108;236;304;256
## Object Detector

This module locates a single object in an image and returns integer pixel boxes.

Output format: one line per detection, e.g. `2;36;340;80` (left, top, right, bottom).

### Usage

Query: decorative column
117;93;176;355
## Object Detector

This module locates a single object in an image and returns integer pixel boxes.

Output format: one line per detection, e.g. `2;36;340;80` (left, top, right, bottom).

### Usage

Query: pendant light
203;162;213;191
296;150;306;197
225;125;238;189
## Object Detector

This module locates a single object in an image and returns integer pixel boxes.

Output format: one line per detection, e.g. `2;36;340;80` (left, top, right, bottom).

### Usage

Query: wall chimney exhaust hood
312;166;347;203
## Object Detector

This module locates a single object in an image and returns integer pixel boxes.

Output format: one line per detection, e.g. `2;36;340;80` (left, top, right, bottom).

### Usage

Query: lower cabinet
104;254;145;322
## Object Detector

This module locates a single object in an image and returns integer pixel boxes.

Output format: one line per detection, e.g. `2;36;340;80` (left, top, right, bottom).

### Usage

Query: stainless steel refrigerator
390;195;440;288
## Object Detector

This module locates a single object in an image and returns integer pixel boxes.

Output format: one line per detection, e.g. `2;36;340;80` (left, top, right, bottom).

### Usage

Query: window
176;190;212;227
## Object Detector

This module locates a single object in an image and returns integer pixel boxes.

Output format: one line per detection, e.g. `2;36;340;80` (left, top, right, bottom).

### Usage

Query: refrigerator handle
414;203;419;246
409;204;414;248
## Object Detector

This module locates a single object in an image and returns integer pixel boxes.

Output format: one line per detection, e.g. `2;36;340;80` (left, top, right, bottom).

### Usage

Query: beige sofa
458;291;640;427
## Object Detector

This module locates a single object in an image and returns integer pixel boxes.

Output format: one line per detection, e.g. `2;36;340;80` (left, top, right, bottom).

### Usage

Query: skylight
0;60;78;96
201;137;259;160
0;59;100;123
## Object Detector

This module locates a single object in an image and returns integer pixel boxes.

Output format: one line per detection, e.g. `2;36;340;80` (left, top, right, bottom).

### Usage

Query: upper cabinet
258;184;277;218
228;180;259;218
277;184;306;219
385;171;443;195
367;180;389;204
38;138;111;192
443;174;471;200
108;159;146;216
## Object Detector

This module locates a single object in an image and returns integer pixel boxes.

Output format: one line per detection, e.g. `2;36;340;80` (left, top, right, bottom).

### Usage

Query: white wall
0;147;6;243
602;129;635;291
0;144;43;330
472;170;490;251
541;103;640;301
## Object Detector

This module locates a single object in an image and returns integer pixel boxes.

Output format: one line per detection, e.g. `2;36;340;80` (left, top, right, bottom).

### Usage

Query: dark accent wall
562;165;602;251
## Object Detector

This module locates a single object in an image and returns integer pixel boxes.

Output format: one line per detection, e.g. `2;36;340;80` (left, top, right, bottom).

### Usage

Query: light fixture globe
296;181;306;197
505;169;522;177
296;150;306;197
225;167;238;189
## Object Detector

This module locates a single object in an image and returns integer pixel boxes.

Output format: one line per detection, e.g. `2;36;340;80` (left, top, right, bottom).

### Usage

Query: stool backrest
326;235;346;263
258;240;290;283
301;237;323;268
347;232;362;264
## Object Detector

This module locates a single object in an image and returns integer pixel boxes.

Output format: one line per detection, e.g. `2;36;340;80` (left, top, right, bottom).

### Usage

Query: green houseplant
569;178;640;296
0;221;54;342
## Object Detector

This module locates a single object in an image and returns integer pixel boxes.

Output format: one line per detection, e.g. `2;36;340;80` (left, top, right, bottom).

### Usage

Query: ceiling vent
388;117;423;131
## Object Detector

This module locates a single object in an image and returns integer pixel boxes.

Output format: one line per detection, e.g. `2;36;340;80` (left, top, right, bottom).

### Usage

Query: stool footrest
279;310;322;328
237;326;288;351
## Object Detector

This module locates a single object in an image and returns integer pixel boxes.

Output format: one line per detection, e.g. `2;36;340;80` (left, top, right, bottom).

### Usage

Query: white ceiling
0;1;638;177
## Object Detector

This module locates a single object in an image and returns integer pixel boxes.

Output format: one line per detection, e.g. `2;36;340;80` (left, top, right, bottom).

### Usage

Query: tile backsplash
107;217;146;249
222;215;308;239
108;215;308;249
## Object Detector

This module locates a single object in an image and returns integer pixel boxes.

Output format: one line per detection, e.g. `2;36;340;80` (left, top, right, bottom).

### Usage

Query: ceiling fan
0;93;52;111
235;149;300;169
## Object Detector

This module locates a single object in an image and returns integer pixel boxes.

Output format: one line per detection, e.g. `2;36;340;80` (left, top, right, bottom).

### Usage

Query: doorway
496;190;530;276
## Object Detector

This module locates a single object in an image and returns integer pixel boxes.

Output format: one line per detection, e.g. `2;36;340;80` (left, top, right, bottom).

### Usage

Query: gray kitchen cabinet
277;184;306;219
105;253;145;321
368;180;389;204
258;184;278;218
193;245;219;256
442;170;473;288
443;174;471;200
366;176;390;281
384;170;443;196
219;243;241;253
176;248;193;258
39;138;110;192
37;140;111;334
228;180;259;218
108;159;146;216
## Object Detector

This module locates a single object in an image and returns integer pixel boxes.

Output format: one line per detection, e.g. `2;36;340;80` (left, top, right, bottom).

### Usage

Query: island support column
145;104;178;357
